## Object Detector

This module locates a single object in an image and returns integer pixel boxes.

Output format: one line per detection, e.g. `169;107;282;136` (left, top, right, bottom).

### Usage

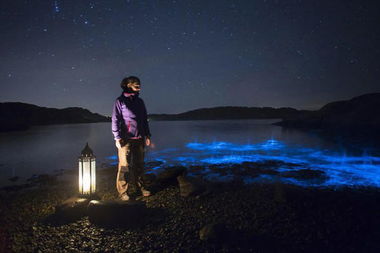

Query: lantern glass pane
78;161;83;194
91;159;96;193
82;158;91;195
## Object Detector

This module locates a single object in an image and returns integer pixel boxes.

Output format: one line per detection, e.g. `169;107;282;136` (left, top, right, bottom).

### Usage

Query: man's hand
145;137;151;147
115;139;123;149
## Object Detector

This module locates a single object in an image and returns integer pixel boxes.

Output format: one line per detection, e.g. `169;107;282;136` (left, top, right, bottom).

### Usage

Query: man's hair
120;76;140;89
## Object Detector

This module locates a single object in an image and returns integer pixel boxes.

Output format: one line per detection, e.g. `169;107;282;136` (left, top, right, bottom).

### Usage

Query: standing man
112;76;152;201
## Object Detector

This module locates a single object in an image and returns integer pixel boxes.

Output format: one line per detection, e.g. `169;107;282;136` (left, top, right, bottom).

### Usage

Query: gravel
1;165;379;252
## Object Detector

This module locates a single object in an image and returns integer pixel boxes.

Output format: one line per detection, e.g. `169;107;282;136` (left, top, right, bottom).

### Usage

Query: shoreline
1;165;379;252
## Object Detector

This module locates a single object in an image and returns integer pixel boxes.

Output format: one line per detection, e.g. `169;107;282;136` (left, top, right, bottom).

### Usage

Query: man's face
127;82;141;92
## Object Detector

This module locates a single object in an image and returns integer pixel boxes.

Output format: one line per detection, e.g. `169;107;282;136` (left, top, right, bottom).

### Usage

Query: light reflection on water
1;120;380;188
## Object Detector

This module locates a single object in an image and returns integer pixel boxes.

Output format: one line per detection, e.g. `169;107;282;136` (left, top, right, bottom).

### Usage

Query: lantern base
77;193;101;200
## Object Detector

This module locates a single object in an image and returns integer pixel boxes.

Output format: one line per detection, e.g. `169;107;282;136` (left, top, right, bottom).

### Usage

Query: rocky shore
1;165;379;252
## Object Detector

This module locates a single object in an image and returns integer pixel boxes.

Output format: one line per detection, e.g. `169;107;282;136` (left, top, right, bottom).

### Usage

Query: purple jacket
111;93;151;140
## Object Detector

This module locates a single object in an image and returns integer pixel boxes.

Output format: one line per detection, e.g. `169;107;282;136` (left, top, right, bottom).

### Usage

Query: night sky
1;0;380;115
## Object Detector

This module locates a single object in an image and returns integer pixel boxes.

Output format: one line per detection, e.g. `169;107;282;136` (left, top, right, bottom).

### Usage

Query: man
112;76;151;201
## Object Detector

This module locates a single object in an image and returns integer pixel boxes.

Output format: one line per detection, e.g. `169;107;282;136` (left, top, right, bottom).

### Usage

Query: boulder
281;169;326;180
54;197;90;222
87;200;147;227
156;166;187;187
177;174;205;197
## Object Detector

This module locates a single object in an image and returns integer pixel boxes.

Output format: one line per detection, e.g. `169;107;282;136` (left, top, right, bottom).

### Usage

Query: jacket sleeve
111;99;123;140
141;99;151;137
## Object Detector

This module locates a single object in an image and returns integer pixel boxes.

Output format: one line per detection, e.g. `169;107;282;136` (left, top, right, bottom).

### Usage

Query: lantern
78;143;96;196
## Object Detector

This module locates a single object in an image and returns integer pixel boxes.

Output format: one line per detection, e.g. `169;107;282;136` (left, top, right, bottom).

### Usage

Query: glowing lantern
78;143;96;195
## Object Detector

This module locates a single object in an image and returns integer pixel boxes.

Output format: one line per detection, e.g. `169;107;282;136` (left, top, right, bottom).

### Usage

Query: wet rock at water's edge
177;174;206;197
281;169;327;181
156;166;187;187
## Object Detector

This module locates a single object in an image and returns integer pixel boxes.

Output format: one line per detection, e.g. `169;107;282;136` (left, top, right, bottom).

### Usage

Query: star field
1;0;380;115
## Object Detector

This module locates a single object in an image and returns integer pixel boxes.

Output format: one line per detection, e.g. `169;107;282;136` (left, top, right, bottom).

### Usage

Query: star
53;0;60;13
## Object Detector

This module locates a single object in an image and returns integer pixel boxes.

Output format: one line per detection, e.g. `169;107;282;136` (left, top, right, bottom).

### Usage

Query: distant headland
274;93;380;137
0;102;110;132
149;106;309;121
2;93;379;135
149;92;380;139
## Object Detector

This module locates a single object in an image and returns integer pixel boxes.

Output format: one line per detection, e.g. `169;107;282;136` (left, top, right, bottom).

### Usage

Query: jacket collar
122;92;139;98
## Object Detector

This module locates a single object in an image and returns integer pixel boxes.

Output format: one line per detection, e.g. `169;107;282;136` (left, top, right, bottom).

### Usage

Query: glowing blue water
2;120;378;188
107;138;380;188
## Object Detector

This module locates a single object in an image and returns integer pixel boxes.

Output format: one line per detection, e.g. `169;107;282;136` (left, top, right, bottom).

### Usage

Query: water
1;120;380;188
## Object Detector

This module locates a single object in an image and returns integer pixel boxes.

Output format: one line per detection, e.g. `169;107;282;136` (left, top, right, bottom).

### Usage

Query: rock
281;169;326;181
87;200;147;227
177;174;205;197
56;197;90;211
53;197;90;222
199;223;228;242
156;166;187;187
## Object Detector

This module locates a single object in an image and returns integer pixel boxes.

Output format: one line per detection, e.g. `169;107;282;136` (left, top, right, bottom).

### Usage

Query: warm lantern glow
79;143;96;195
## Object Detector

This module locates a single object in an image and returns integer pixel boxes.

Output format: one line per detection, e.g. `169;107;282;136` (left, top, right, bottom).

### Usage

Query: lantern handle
81;142;94;157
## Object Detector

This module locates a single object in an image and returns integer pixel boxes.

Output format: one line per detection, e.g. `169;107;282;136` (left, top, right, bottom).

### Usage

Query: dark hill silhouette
149;106;308;121
0;102;110;132
275;93;380;135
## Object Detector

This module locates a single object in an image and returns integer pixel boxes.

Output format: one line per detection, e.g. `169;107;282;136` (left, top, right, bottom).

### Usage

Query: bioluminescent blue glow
186;139;285;152
108;139;380;188
106;155;118;160
200;155;262;164
200;154;307;165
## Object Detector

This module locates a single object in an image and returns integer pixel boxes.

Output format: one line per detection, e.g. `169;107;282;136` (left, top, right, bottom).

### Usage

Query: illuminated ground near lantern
107;139;380;188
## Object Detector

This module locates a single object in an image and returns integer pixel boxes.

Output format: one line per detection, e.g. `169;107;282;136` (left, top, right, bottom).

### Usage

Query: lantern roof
81;142;94;157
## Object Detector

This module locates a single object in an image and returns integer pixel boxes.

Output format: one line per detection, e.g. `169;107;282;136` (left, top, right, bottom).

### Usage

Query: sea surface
1;120;380;188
